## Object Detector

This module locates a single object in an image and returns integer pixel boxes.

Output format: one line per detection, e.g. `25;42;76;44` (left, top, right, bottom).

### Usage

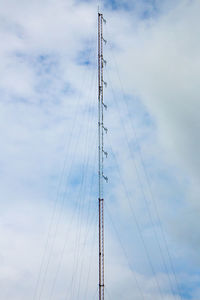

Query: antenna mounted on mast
98;10;107;300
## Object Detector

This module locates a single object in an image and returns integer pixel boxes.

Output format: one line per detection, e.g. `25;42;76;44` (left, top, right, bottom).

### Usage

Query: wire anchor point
103;150;108;158
102;174;108;183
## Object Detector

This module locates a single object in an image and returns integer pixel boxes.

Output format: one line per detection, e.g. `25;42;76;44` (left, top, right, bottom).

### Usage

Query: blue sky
0;0;199;299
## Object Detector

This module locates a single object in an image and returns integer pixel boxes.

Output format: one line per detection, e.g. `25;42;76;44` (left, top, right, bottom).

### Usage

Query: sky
0;0;200;299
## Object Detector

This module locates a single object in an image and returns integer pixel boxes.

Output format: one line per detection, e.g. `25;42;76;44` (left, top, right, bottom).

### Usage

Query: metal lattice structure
98;11;107;300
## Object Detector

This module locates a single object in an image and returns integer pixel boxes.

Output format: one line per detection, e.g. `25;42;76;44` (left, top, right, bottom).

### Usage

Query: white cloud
0;0;200;299
111;0;200;179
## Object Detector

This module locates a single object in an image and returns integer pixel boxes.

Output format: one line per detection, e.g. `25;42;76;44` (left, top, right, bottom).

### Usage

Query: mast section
98;11;107;300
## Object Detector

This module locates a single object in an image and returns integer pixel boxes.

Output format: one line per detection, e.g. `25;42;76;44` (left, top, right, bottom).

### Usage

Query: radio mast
98;11;107;300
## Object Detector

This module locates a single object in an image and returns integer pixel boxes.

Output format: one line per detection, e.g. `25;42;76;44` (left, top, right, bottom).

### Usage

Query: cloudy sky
0;0;200;299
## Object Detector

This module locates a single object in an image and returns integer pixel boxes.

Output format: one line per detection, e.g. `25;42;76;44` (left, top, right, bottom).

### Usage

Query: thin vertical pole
98;11;106;300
